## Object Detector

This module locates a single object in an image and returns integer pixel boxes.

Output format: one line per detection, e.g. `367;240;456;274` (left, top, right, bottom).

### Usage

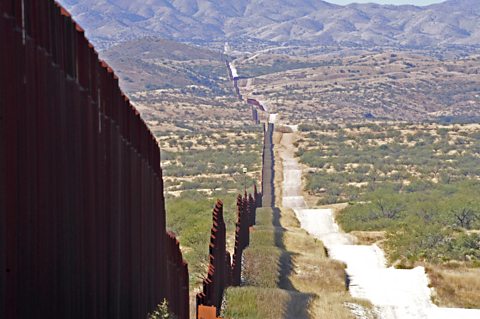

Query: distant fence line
0;1;188;318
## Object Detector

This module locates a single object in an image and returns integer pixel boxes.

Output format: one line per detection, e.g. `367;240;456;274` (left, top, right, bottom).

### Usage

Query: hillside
59;0;480;51
236;51;480;122
101;37;227;92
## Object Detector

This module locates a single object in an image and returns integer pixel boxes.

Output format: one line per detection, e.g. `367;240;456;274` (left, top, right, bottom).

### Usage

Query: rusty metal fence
196;200;231;316
0;1;188;318
196;188;261;319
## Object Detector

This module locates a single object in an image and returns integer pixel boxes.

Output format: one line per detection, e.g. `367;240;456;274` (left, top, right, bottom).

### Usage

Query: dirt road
278;131;480;319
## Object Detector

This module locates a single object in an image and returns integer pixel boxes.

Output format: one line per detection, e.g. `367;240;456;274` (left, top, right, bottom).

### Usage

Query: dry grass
279;208;301;228
319;203;350;214
350;231;387;245
273;131;284;208
243;246;282;288
309;292;375;319
427;265;480;309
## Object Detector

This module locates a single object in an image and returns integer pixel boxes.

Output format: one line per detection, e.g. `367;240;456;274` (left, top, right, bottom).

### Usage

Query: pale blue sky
326;0;445;5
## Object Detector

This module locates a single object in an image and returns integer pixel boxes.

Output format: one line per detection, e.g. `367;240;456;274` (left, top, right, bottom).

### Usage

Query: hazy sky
326;0;445;5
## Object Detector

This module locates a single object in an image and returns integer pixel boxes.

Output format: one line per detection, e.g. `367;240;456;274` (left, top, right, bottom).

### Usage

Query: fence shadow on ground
272;207;313;319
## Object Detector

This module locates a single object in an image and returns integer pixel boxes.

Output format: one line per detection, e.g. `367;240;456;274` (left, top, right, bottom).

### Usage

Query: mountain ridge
58;0;480;51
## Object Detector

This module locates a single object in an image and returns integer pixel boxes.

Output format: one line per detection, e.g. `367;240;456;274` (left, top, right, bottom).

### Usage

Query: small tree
452;207;478;230
147;299;176;319
368;189;405;219
446;195;480;230
374;197;405;219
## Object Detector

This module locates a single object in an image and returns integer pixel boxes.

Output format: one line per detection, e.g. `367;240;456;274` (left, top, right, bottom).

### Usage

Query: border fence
0;1;188;318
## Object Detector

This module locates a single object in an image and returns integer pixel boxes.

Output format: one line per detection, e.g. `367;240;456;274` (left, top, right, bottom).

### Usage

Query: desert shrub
147;299;176;319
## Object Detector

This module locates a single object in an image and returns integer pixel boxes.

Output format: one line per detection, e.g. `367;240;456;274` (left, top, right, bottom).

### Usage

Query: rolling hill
100;37;227;92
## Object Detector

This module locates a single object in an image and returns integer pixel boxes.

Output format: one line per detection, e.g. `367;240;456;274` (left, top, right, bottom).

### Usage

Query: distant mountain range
59;0;480;51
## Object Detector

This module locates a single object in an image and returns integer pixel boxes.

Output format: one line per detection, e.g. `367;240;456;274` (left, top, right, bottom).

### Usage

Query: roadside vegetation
297;122;480;308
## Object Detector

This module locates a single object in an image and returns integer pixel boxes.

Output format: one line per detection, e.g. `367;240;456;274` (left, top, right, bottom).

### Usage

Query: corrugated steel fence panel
1;1;188;318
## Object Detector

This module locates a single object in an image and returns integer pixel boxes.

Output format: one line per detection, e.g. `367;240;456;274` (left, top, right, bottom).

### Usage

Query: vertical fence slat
0;10;8;319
